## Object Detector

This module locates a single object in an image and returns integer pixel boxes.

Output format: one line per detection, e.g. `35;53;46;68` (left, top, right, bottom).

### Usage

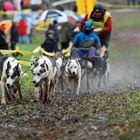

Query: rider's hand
94;28;102;33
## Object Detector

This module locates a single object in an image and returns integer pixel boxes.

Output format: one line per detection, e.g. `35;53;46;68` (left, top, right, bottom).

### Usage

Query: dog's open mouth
69;72;77;79
34;79;43;87
35;82;41;87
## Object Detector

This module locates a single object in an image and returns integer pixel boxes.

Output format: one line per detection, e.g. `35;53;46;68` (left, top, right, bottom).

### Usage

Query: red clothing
80;12;112;36
17;19;27;35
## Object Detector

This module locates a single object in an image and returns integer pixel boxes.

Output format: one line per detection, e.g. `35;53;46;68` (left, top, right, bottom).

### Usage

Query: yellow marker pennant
18;60;30;66
0;49;15;54
32;46;55;56
16;50;31;55
0;46;31;55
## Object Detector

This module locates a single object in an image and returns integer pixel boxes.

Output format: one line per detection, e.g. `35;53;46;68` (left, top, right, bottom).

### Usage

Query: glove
73;27;80;32
94;28;102;33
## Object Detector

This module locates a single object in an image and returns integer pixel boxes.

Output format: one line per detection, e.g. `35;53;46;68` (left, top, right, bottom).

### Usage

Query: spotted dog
0;56;22;105
30;55;62;102
64;59;82;95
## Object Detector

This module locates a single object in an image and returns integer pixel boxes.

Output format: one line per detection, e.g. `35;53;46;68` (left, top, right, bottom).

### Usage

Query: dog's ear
17;63;21;76
13;63;21;77
67;60;71;67
75;58;80;65
7;61;11;69
76;60;80;65
44;60;48;70
6;61;11;77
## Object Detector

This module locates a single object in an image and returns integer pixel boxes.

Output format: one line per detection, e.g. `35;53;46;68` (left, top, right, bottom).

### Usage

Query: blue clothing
71;31;101;59
72;31;101;49
71;47;99;59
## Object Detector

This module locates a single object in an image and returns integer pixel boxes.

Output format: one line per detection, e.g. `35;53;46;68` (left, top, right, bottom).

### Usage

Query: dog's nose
72;72;76;75
6;83;10;88
33;81;36;84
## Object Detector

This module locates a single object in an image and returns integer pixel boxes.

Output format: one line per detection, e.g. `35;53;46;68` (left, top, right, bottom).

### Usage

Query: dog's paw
1;99;6;105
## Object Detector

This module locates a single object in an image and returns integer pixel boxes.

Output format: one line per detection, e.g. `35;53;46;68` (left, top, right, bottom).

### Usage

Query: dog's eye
7;75;9;78
39;69;45;73
34;63;38;67
40;64;44;67
11;75;15;79
37;73;41;76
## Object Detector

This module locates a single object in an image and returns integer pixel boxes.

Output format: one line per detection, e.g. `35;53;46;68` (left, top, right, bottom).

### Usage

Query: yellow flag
76;0;96;15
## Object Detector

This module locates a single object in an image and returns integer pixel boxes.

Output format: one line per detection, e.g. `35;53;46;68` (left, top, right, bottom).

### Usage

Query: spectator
127;0;137;5
27;21;32;43
41;30;60;53
21;0;29;9
17;18;30;44
10;21;19;50
0;23;8;50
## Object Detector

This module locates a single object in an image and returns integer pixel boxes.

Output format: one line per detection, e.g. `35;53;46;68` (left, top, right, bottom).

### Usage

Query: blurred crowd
1;0;46;11
0;17;32;51
0;0;80;52
127;0;140;5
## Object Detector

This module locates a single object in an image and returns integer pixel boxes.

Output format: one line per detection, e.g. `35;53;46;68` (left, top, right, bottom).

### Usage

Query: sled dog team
0;54;110;105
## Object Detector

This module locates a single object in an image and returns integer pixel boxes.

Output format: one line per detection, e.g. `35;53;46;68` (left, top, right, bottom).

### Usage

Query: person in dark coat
10;21;19;50
0;23;8;50
41;30;60;53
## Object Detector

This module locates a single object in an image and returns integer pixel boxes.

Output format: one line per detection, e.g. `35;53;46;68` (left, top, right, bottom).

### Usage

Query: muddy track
0;11;140;140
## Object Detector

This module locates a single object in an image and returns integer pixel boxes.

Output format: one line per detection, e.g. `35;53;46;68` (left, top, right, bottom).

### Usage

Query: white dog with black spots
0;56;22;105
30;55;62;102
